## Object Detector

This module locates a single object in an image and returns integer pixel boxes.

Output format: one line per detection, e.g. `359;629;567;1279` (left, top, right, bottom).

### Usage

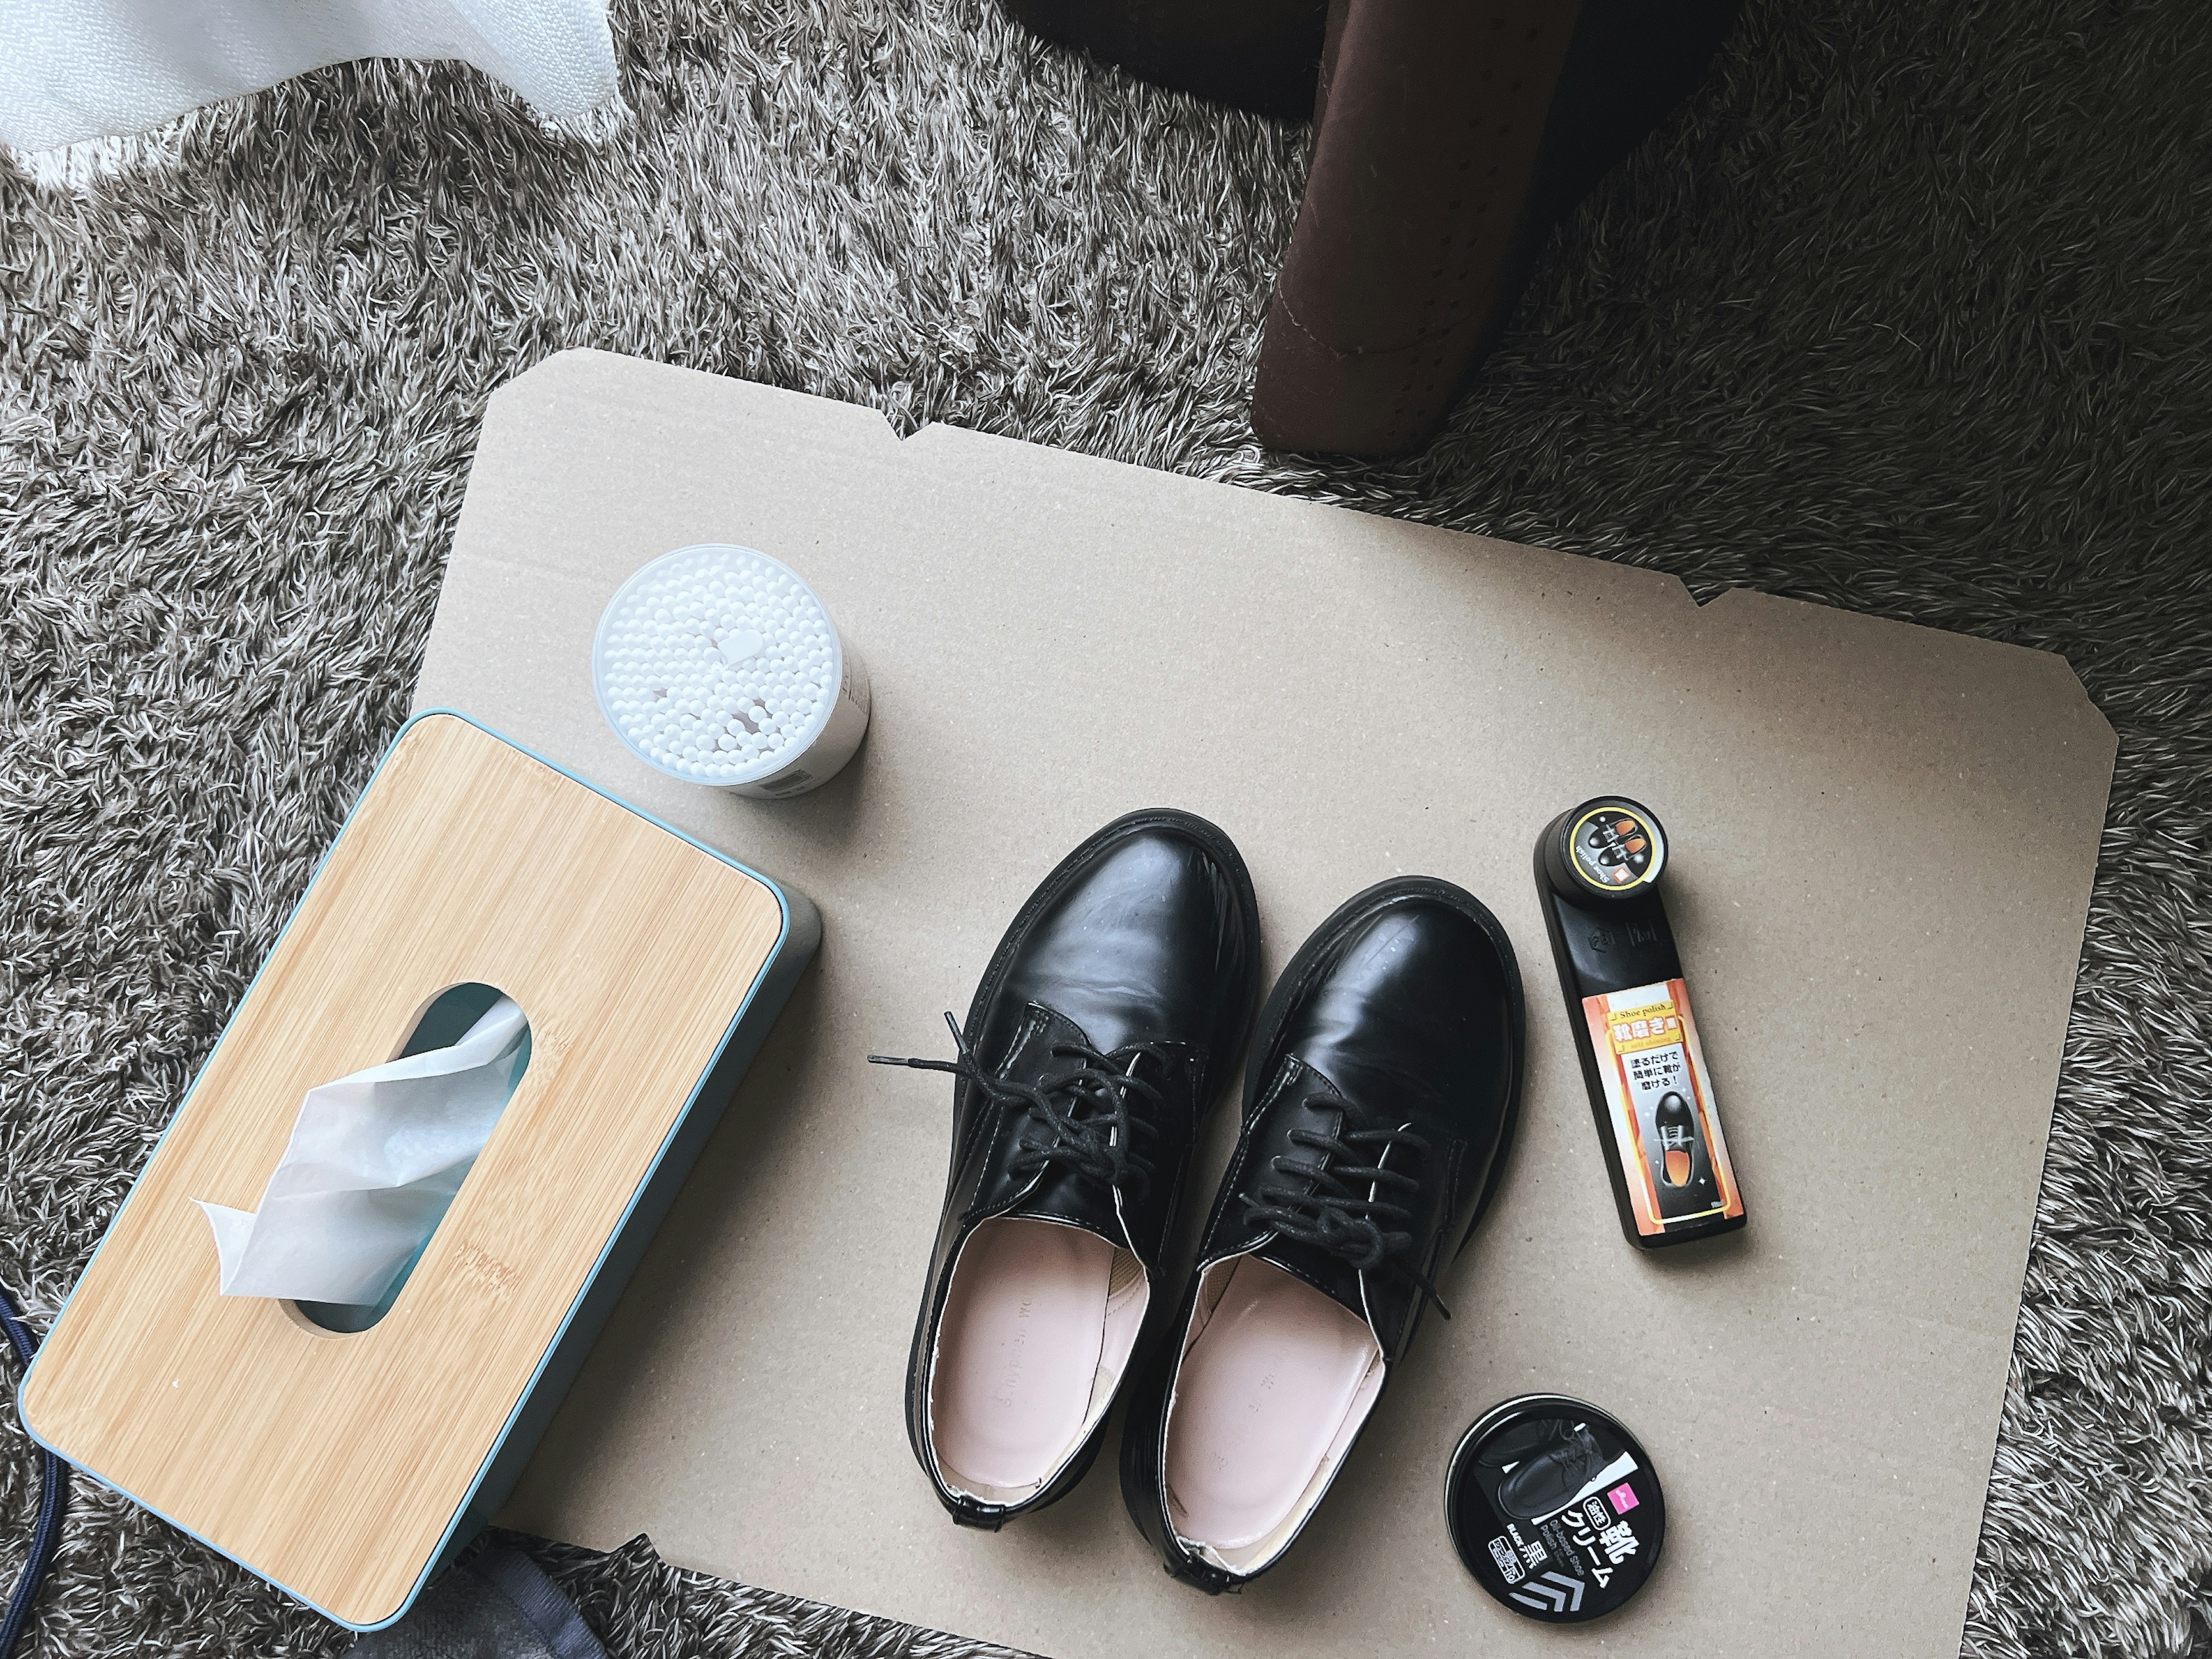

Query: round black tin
1446;1395;1665;1623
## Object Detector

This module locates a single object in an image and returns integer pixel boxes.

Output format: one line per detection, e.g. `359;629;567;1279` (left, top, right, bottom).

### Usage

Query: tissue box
18;711;819;1629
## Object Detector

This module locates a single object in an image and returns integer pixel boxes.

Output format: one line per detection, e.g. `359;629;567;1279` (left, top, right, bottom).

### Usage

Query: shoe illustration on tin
1484;1419;1611;1520
1446;1395;1665;1622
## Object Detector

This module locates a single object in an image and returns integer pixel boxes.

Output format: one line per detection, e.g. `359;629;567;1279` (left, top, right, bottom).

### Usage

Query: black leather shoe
1119;876;1522;1589
872;810;1260;1528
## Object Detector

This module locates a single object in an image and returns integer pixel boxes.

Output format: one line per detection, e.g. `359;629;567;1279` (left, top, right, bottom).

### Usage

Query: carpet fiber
2;1;2208;1654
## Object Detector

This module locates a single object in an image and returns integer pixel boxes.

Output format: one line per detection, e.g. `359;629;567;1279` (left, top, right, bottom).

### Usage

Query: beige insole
930;1215;1145;1504
1163;1255;1384;1564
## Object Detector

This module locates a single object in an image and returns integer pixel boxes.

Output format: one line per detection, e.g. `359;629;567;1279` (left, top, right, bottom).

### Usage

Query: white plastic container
592;544;871;798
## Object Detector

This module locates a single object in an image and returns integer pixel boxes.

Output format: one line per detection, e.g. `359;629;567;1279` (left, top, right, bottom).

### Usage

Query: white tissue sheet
0;0;619;154
196;995;529;1306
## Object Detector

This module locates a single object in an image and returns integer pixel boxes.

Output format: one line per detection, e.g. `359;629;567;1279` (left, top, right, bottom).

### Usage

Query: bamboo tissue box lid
20;711;819;1629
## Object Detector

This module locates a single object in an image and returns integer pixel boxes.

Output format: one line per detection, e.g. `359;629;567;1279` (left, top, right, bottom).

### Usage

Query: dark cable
0;1285;64;1659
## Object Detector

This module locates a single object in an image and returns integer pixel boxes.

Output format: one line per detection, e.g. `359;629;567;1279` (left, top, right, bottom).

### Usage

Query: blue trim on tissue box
18;709;821;1631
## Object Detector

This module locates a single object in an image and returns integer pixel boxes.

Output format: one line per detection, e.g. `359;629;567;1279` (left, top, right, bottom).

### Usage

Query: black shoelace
1243;1096;1450;1318
870;1012;1166;1206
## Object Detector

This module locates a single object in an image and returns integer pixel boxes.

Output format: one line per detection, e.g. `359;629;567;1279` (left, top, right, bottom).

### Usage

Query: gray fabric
351;1550;607;1659
521;1533;1028;1659
0;1;2206;1657
472;1549;607;1659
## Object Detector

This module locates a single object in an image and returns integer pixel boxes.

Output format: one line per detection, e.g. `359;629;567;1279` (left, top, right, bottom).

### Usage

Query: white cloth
196;995;529;1306
0;0;618;154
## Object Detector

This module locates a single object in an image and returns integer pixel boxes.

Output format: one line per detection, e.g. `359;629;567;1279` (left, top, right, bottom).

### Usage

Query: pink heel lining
930;1216;1147;1503
1161;1254;1384;1569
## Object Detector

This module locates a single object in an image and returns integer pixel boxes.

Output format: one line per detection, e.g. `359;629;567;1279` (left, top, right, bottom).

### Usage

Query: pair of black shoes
873;810;1524;1592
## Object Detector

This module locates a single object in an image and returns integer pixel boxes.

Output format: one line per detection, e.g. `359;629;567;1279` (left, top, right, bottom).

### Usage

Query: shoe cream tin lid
1446;1394;1666;1623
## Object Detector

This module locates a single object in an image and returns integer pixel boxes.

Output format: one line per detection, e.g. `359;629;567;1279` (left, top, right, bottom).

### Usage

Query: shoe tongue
1001;1010;1134;1253
1238;1059;1377;1328
1248;1233;1367;1324
1009;1165;1127;1251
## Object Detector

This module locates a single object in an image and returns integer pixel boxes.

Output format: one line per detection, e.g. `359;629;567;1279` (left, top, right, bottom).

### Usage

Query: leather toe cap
1278;893;1516;1134
991;823;1255;1058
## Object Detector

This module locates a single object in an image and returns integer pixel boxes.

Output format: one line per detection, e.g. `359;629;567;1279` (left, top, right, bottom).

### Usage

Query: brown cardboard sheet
414;350;2114;1659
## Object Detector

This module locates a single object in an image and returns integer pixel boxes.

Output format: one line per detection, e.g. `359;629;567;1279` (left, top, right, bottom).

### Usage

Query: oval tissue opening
293;983;531;1334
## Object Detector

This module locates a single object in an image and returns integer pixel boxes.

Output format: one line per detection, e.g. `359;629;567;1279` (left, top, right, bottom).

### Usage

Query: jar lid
591;544;846;788
1445;1394;1665;1623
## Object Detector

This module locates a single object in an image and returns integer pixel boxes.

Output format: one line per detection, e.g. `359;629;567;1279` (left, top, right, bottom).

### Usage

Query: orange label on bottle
1581;978;1744;1236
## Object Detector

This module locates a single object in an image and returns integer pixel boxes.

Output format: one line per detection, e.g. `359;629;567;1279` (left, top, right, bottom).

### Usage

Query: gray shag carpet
2;0;2209;1654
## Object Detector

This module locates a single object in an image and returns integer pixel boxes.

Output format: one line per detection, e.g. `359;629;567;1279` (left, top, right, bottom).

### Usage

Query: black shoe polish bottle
1535;797;1746;1249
